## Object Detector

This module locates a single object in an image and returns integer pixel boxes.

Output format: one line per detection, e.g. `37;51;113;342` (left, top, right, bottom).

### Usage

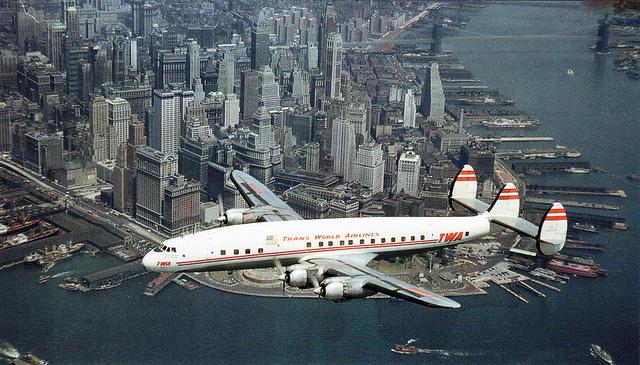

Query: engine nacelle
286;269;308;288
315;277;375;302
221;208;262;225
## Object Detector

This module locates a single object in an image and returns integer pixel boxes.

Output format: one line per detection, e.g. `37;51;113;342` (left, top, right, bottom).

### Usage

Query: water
1;4;639;365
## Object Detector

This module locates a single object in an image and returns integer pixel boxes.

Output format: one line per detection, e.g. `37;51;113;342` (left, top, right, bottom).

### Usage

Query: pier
525;197;619;211
525;277;562;292
498;283;529;303
517;281;546;298
144;273;177;296
80;261;148;290
476;136;554;143
527;184;627;198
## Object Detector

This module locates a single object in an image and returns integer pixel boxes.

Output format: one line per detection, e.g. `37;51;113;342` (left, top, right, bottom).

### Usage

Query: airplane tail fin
536;203;568;255
487;183;520;218
448;165;489;214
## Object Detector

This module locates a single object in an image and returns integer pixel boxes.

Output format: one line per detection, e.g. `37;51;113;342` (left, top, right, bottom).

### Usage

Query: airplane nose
142;252;154;270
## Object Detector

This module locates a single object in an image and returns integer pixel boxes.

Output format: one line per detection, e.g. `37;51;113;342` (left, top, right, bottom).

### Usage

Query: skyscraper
112;36;126;84
258;66;281;111
217;45;235;95
403;89;416;128
250;19;270;70
397;151;421;196
89;96;110;162
331;118;356;182
240;69;260;123
135;146;178;229
324;33;342;100
186;39;200;89
47;22;66;71
149;90;180;154
305;142;320;172
319;0;337;75
421;62;445;126
224;93;240;129
0;102;10;152
106;97;131;145
355;142;385;194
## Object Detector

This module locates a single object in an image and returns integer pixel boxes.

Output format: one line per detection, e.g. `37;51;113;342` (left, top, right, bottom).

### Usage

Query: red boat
547;259;597;278
0;219;41;235
0;222;59;251
391;344;417;355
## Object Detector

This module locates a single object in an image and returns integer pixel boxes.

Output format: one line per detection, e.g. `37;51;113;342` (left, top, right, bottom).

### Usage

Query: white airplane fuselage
142;215;493;273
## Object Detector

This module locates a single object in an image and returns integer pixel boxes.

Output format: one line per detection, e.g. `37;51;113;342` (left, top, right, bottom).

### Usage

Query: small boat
567;69;574;76
572;223;599;234
391;344;417;355
38;275;52;284
565;167;590;174
590;344;614;364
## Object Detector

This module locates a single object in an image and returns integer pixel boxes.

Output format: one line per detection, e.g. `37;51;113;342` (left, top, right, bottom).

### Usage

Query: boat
38;275;52;284
590;344;614;364
0;222;59;251
567;68;574;75
0;219;41;236
547;259;597;278
572;223;599;234
626;174;640;182
391;344;418;355
59;282;80;291
480;118;540;129
24;252;42;263
565;167;590;174
565;151;582;158
553;253;599;268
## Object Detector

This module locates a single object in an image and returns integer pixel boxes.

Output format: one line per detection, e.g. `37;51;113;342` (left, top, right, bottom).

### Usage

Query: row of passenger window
305;234;428;248
218;248;265;256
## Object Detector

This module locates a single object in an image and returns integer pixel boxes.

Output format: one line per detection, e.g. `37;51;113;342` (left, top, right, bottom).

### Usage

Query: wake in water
417;347;478;358
0;339;19;359
51;270;73;279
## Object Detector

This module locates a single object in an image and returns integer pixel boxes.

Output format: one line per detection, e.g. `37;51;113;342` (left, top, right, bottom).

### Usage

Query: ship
59;282;80;291
480;118;540;129
0;219;40;236
590;344;614;364
553;253;599;268
391;343;418;355
455;96;514;106
565;167;590;174
572;222;599;234
547;259;597;278
0;222;59;251
38;275;52;284
24;252;42;263
626;174;640;182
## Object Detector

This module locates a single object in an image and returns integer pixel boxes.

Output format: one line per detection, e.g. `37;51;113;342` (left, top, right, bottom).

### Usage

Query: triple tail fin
486;183;520;218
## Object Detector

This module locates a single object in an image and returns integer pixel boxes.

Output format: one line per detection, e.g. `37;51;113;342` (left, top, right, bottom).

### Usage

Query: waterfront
0;3;638;365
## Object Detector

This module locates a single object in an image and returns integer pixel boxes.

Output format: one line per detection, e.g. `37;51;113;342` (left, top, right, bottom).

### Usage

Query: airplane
142;164;567;309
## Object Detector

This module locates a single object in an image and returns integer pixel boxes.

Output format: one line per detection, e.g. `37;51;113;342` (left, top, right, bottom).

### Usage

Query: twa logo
156;261;171;267
438;232;464;243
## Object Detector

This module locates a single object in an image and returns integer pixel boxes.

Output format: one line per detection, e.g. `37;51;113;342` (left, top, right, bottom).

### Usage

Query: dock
476;136;554;143
144;272;177;296
498;283;529;303
517;281;546;297
527;184;627;198
525;197;619;211
80;260;148;290
525;277;561;292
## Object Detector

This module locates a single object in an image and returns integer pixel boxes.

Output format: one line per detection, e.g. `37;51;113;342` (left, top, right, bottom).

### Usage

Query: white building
355;142;385;193
186;39;200;89
106;97;131;144
403;89;416;128
224;93;240;129
427;62;445;126
331;118;356;182
149;90;192;155
217;44;235;95
396;150;421;196
258;65;281;111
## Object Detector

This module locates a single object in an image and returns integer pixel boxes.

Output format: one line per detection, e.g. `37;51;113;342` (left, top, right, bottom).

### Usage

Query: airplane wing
229;170;303;222
305;257;461;309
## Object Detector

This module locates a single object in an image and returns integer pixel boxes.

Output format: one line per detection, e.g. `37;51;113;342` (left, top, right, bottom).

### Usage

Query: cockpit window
171;247;176;253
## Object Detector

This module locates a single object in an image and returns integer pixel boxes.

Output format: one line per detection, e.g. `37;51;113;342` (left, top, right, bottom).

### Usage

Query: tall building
258;66;281;111
430;22;443;54
113;115;146;215
149;90;178;154
319;0;337;75
106;97;131;145
0;103;10;152
324;33;342;100
178;118;214;200
305;43;318;71
224;93;240;129
421;62;445;126
397;151;421;196
331;118;356;182
403;89;416;128
240;69;259;123
186;39;200;89
305;142;320;172
47;22;66;71
250;19;270;70
89;96;110;162
111;36;127;84
162;175;201;237
217;45;235;94
135;146;178;229
355;142;384;194
65;6;79;42
155;50;186;89
289;66;310;107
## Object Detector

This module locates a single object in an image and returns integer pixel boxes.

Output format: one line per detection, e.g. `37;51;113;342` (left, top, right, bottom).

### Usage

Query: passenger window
221;250;226;255
328;241;333;246
411;236;415;241
391;237;396;242
348;240;353;245
359;239;364;245
319;242;323;247
340;240;345;245
172;247;176;253
306;242;311;248
370;239;374;244
381;238;386;243
420;235;425;240
258;248;263;254
245;249;250;254
401;236;405;242
233;249;239;255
